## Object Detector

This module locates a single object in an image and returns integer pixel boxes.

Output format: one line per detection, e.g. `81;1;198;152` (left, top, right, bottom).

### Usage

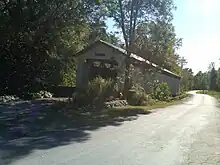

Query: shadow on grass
0;100;151;164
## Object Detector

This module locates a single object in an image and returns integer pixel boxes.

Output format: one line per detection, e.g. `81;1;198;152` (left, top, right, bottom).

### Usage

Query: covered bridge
76;40;181;96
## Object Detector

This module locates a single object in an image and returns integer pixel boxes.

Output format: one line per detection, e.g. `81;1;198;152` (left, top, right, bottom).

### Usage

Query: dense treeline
192;63;220;91
0;0;184;96
0;0;118;95
180;62;220;92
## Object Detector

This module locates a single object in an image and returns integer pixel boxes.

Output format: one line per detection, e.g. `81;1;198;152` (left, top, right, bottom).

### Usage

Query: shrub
151;81;171;101
87;76;114;104
128;84;153;106
72;76;115;108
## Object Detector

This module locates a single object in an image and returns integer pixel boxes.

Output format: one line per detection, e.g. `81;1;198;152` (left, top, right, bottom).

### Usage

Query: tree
209;62;217;90
181;68;194;91
179;57;187;69
0;0;106;94
134;21;182;73
216;68;220;91
192;62;220;92
104;0;176;96
194;71;209;90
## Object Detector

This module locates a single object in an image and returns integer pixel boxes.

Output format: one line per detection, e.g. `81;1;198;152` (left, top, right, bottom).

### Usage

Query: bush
87;76;114;104
151;81;171;101
72;76;115;108
128;84;153;106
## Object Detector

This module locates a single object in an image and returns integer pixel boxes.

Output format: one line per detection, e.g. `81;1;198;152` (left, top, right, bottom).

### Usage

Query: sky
173;0;220;73
106;0;220;74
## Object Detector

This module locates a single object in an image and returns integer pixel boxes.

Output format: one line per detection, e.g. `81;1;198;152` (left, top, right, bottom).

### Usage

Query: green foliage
197;90;220;100
135;21;182;73
151;81;171;101
193;71;209;90
194;67;220;92
105;0;175;44
209;67;217;90
59;58;76;87
193;63;220;92
0;0;120;95
103;0;178;95
196;90;208;94
128;84;153;106
216;68;220;91
181;68;194;91
0;0;181;101
104;0;181;74
203;90;220;99
73;76;115;107
87;76;114;103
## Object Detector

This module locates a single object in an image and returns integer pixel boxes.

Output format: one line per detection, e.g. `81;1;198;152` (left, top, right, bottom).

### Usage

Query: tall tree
0;0;104;94
179;57;187;69
181;68;194;91
134;21;182;73
194;71;209;90
209;62;217;90
104;0;176;96
216;68;220;91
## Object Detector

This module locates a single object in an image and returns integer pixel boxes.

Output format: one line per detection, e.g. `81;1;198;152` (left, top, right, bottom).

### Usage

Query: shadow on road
0;100;151;164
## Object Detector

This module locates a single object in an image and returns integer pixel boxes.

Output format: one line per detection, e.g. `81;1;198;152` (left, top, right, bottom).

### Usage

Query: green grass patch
124;93;191;111
196;90;208;94
127;101;180;110
197;90;220;99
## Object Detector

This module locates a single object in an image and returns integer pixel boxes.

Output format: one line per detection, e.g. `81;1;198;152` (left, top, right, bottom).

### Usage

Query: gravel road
1;92;220;165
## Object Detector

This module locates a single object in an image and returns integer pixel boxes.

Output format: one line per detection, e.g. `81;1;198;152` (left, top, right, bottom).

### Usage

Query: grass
196;90;208;94
196;90;220;99
127;101;180;110
119;93;192;111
